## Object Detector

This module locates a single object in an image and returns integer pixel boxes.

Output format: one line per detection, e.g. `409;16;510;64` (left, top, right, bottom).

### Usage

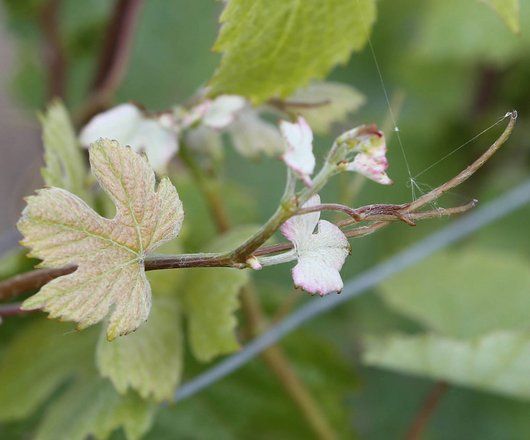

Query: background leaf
481;0;520;33
96;296;183;402
40;100;91;203
182;226;258;362
147;332;356;439
35;376;155;440
363;331;530;400
379;249;530;339
0;320;95;421
287;81;366;134
414;0;529;64
209;0;376;103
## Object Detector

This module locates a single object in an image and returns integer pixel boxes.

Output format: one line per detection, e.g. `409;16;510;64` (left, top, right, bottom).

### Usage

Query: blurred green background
1;0;529;439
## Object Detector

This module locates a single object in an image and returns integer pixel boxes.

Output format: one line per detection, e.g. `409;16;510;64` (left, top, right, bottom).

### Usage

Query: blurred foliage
146;332;357;439
40;100;92;202
1;0;530;438
379;249;530;338
182;227;258;362
96;296;183;402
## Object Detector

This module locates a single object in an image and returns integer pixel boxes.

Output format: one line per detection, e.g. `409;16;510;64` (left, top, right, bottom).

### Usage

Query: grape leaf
379;250;530;339
415;0;527;64
18;139;184;340
0;320;96;421
183;226;258;362
481;0;520;33
287;81;365;134
147;331;356;439
0;318;155;440
35;375;156;440
209;0;376;103
96;296;183;402
363;331;530;400
40;100;91;203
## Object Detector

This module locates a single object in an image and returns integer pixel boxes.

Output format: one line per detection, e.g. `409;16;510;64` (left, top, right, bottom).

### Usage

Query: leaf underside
19;139;184;340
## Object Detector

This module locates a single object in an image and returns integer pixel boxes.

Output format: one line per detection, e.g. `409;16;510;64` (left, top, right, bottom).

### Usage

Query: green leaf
183;226;258;362
0;249;35;281
415;0;527;65
287;81;365;134
363;331;530;400
209;0;376;103
148;332;356;438
35;376;156;440
0;320;96;421
481;0;520;33
96;296;183;402
40;100;91;202
379;250;530;339
19;139;184;340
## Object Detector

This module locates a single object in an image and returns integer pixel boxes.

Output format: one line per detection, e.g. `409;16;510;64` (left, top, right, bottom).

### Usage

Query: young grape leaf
287;81;366;134
96;296;183;402
209;0;376;103
481;0;520;34
0;320;96;421
40;100;91;203
379;250;530;339
183;226;258;362
35;375;156;440
18;139;184;340
363;331;530;400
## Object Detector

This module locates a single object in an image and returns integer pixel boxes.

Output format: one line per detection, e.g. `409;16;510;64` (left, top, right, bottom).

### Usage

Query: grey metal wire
174;178;530;402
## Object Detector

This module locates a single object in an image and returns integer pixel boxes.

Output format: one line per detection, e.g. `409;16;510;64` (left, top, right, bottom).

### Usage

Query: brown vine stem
0;266;75;302
0;302;32;318
181;150;337;440
39;0;67;99
76;0;145;125
0;112;515;302
406;381;449;440
0;190;487;299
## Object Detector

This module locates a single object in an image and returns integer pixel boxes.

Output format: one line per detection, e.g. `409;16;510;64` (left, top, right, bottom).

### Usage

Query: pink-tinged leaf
281;195;350;295
182;95;246;130
19;140;184;340
228;109;283;157
280;117;315;186
80;104;178;172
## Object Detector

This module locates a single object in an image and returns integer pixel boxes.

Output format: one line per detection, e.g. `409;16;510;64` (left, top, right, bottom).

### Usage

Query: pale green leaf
183;226;258;362
0;320;96;421
415;0;527;64
35;376;156;440
379;250;530;339
18;139;184;340
148;331;356;438
287;81;365;133
209;0;376;103
481;0;520;33
96;296;183;402
363;331;530;400
40;100;91;202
